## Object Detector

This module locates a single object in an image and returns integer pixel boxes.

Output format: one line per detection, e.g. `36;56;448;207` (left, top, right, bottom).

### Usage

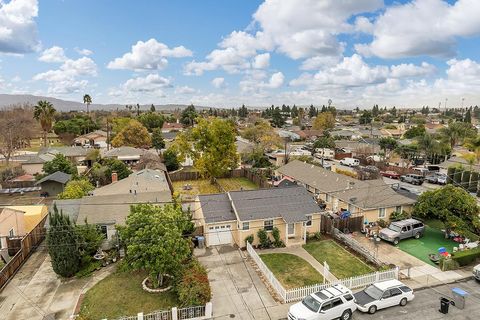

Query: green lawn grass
217;177;258;191
398;225;458;266
303;240;374;279
80;270;179;320
260;253;324;289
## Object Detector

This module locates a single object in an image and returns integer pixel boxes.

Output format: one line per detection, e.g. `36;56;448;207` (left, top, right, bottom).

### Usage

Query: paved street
352;279;480;320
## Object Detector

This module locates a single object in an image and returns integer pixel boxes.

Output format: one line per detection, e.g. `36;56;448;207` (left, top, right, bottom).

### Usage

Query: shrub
335;169;357;178
176;259;211;307
452;247;480;266
389;210;410;222
257;229;272;249
439;258;459;271
272;227;285;248
377;219;388;228
314;231;322;241
76;257;102;278
245;234;254;246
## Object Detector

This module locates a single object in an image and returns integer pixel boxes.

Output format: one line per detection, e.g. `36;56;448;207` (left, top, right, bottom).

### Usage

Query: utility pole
106;117;110;151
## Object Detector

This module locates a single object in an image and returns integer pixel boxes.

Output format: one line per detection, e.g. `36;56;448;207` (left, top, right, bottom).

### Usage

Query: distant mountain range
0;94;200;112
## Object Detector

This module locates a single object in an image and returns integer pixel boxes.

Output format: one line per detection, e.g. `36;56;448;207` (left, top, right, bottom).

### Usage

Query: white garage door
206;224;232;246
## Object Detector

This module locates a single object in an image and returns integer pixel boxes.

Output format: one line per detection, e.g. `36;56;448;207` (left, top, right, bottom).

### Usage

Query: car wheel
368;305;377;314
341;309;352;320
414;233;421;239
400;298;407;306
393;238;400;245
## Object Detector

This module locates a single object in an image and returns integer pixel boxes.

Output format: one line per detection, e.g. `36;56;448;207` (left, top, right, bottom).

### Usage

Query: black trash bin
439;297;450;314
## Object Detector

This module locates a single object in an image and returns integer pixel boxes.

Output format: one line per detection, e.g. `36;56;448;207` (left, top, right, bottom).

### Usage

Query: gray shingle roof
229;186;321;223
198;186;321;224
278;160;415;209
198;193;236;224
46;199;81;226
35;171;72;185
39;146;88;157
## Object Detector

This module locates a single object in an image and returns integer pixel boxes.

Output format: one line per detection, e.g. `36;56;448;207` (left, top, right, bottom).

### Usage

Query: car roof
312;284;351;302
391;218;422;226
373;280;405;291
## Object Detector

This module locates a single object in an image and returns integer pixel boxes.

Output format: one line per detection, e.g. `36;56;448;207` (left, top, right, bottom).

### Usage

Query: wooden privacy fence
320;214;363;234
0;215;47;290
247;240;398;303
169;168;271;189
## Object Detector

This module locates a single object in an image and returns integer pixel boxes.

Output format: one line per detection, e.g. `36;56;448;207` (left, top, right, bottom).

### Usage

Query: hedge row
451;247;480;266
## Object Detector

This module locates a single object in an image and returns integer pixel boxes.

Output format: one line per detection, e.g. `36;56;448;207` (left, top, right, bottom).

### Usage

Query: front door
288;223;295;237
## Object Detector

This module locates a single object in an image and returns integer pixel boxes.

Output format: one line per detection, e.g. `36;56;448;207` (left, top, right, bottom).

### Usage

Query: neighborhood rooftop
35;171;72;185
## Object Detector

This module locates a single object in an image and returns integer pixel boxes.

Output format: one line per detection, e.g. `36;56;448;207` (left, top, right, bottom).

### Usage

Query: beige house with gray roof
277;160;416;224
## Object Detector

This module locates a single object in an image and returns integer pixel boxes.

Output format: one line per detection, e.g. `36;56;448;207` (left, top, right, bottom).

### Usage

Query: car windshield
388;224;402;232
302;295;321;313
364;285;383;300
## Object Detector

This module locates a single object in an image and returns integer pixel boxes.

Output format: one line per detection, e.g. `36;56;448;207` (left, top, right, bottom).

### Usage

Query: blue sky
1;0;480;108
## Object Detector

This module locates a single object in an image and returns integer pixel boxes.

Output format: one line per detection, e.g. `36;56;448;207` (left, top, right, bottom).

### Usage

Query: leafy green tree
53;116;99;136
34;100;56;147
174;118;238;181
464;108;472;123
76;219;104;256
243;148;271;168
180;104;197;126
440;121;477;148
163;149;180;171
150;104;156;112
414;185;480;236
102;158;132;181
111;119;151;148
403;124;426;139
151;128;165;152
43;154;77;176
359;110;372;125
379;137;398;160
176;259;211;306
119;204;192;288
58;179;94;199
271;107;285;128
137;112;165;132
241;119;282;151
308;104;317;118
313;136;335;149
47;204;80;277
238;104;248;118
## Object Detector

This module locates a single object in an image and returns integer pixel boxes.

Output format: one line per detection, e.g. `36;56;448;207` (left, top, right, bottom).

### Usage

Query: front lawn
217;177;258;191
80;270;179;320
259;253;323;289
398;225;458;266
303;240;374;279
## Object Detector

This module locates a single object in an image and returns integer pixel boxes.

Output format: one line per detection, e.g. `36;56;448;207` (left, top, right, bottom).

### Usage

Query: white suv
288;284;356;320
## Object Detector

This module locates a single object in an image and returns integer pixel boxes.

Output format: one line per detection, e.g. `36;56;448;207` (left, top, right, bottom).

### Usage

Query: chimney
112;172;118;183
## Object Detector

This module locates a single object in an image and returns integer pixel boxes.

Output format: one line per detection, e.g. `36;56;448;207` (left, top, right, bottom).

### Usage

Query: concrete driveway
196;246;289;320
0;246;113;320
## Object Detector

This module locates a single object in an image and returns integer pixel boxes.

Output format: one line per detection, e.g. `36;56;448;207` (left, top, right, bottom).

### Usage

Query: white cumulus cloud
38;46;67;63
108;39;192;71
0;0;40;53
253;53;270;69
212;77;225;89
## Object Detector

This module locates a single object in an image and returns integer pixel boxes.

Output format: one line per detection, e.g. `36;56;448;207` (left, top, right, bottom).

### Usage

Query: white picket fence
246;242;287;301
112;303;212;320
246;242;399;303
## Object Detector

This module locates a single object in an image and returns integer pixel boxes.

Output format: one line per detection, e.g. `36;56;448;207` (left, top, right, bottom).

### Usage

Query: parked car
473;264;480;281
425;173;447;185
340;158;360;167
400;174;424;185
379;219;425;245
288;284;356;320
354;280;414;314
380;171;400;179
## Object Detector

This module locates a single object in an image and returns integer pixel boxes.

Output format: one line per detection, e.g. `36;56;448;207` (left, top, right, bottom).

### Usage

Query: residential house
75;169;173;247
74;130;108;148
294;130;324;141
6;174;36;188
424;123;445;135
330;130;360;140
35;171;71;196
194;186;323;248
11;153;54;175
38;146;88;164
0;205;48;260
161;122;184;133
103;146;154;166
236;137;255;155
277;160;416;224
334;140;380;158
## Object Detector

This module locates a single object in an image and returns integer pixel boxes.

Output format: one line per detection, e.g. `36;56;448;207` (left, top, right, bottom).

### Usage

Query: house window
8;229;14;237
395;206;402;212
100;225;108;239
347;203;355;213
264;219;274;231
379;208;386;219
242;222;250;230
306;215;312;227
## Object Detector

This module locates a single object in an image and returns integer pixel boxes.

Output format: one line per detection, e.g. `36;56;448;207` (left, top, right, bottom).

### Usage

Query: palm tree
83;94;92;114
33;100;56;147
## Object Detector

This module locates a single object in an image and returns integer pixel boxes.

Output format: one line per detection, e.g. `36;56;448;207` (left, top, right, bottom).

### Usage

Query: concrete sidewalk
259;246;338;282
